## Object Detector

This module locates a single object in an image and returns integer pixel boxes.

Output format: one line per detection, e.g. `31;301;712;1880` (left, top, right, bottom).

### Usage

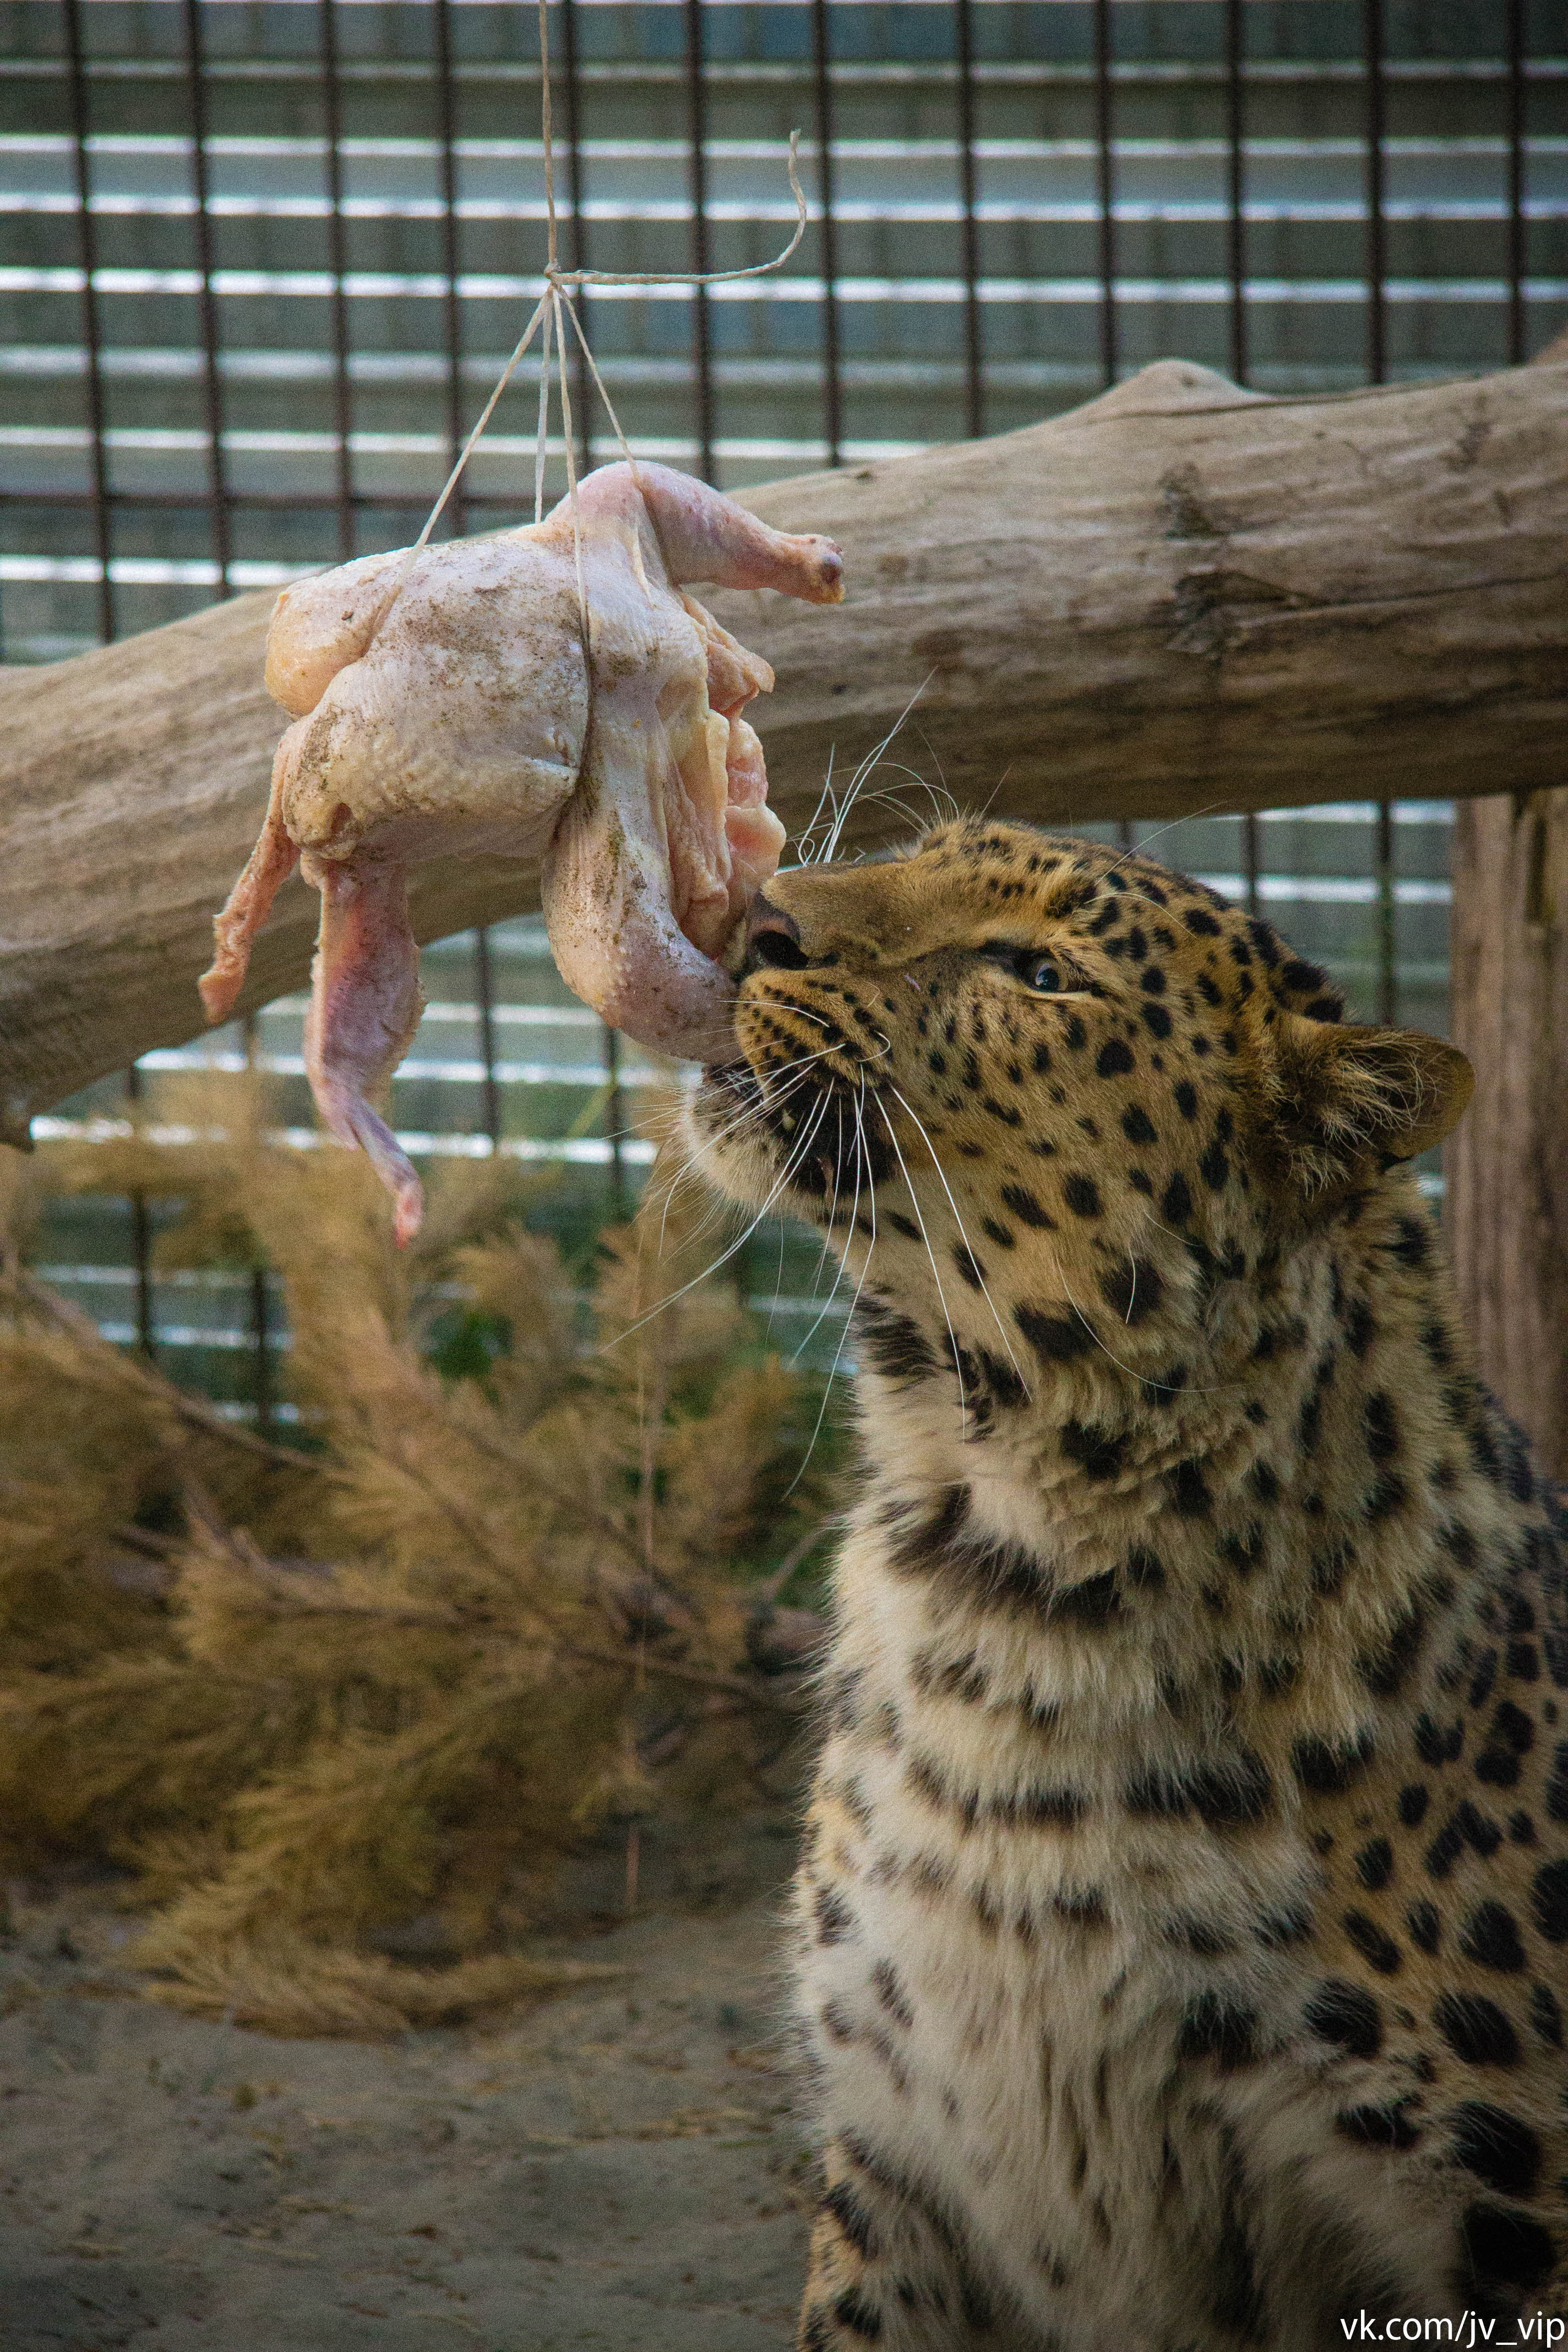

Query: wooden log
3;352;1566;1139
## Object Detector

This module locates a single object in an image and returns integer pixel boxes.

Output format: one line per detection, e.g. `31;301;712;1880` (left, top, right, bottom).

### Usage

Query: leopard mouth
702;1058;896;1204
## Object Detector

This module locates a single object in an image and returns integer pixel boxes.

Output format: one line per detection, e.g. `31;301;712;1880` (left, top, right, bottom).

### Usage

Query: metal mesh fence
2;0;1562;1413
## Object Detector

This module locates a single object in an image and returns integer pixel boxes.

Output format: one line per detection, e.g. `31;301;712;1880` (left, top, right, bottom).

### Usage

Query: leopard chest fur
794;1467;1446;2351
789;1309;1568;2346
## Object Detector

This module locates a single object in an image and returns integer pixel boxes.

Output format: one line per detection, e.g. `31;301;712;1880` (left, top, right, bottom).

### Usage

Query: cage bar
810;0;843;466
1363;0;1395;1025
180;0;232;598
1375;800;1398;1028
1363;0;1386;390
1224;0;1246;387
556;0;595;473
683;0;716;482
319;0;357;565
250;1263;274;1433
1506;0;1527;367
243;1013;274;1431
473;927;503;1152
124;1062;156;1361
61;0;112;646
954;0;983;438
433;0;467;530
604;1023;627;1214
1093;0;1116;390
0;491;554;518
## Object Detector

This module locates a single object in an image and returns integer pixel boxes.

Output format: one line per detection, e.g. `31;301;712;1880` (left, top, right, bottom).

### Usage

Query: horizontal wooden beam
3;353;1564;1136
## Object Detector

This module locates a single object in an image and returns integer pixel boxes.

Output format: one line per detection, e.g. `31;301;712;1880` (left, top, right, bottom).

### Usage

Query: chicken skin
199;461;843;1240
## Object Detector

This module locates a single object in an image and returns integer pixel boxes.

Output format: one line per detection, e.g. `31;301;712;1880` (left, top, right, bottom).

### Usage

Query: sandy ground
0;1821;814;2351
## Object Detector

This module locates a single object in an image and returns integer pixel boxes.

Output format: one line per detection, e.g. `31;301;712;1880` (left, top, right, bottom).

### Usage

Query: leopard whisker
791;1091;865;1365
815;777;945;850
764;1003;832;1031
783;1080;879;1495
791;1249;853;1366
797;758;949;870
673;1018;873;1282
794;744;839;865
1057;1267;1238;1398
821;676;934;862
998;1200;1249;1400
654;1046;840;1252
888;1082;1031;1398
668;1060;833;1238
761;1158;796;1344
879;1098;970;1441
1101;802;1223;885
856;766;959;836
824;776;931;863
797;1090;851;1312
685;1077;836;1283
616;1086;836;1347
681;1040;842;1170
971;764;1013;825
1057;1271;1163;1391
912;725;961;826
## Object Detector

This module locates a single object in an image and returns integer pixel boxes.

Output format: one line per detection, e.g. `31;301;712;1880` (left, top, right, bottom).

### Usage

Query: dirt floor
0;1818;814;2350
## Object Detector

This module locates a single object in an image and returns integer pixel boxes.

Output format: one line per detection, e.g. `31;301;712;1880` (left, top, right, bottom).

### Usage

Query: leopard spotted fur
682;819;1568;2350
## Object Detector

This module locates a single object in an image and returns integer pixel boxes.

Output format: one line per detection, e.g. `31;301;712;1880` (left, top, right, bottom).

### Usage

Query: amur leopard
682;818;1568;2350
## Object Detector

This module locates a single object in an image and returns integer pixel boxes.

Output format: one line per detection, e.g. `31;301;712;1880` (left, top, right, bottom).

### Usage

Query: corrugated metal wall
2;0;1561;1413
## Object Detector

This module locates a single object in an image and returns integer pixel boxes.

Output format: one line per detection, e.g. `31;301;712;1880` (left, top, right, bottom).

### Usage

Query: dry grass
138;1940;627;2041
0;1071;837;2035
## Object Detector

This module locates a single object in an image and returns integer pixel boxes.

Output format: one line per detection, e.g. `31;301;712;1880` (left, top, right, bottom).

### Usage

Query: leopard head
683;820;1471;1436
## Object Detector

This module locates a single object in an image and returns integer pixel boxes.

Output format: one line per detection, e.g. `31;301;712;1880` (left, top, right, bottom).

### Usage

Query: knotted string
374;0;809;639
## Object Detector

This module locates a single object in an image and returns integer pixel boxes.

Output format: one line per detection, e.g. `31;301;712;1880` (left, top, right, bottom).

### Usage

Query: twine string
562;287;636;475
366;1;809;641
538;0;559;280
356;7;810;1805
545;135;807;287
377;289;548;620
532;287;554;524
552;285;589;636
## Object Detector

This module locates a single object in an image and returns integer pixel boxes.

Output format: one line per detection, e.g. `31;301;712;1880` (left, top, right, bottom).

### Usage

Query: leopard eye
1015;951;1063;994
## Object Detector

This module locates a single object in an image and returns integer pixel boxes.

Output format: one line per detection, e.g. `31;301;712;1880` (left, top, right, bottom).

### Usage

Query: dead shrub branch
0;1071;840;2035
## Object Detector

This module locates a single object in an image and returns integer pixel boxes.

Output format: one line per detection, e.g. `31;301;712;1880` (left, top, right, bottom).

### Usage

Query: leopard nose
744;897;809;971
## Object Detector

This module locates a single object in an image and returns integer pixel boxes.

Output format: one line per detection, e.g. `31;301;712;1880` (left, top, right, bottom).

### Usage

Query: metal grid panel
3;0;1560;1411
2;0;1561;608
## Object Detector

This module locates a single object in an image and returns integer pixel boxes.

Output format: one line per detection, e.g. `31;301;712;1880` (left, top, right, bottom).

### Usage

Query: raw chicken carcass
198;461;843;1242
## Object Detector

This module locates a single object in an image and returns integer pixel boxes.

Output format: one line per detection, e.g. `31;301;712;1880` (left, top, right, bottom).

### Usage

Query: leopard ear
1265;1012;1473;1204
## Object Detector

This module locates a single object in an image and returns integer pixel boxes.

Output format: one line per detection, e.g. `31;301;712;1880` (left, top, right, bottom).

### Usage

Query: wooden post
1443;328;1568;1477
1447;793;1568;1479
